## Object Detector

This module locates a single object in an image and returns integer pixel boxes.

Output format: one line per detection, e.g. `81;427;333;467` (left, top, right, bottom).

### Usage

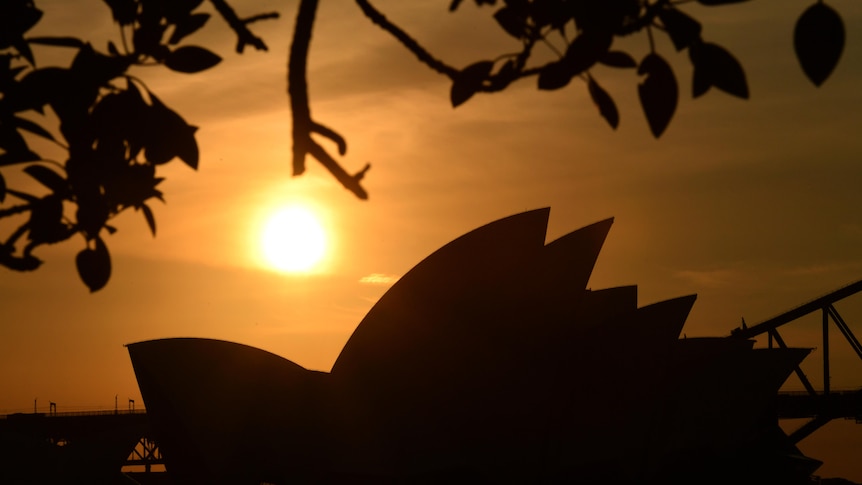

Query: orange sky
2;0;862;480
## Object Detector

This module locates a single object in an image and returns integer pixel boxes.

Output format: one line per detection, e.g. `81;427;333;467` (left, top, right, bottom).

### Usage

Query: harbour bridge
0;407;163;484
3;280;862;483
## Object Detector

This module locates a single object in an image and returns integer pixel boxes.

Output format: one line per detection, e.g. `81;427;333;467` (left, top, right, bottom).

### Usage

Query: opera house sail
127;208;820;484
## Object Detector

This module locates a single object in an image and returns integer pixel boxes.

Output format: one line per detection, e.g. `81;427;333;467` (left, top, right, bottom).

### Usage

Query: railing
777;388;862;418
730;279;862;340
0;409;147;420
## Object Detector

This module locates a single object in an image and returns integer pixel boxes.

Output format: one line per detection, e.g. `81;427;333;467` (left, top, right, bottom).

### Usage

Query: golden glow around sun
260;206;327;273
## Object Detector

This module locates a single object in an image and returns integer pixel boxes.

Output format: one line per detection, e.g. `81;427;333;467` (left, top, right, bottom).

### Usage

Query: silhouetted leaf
530;0;570;30
658;8;702;51
587;77;619;129
599;50;637;68
23;62;112;148
538;61;573;90
12;67;67;113
107;41;120;56
0;172;5;203
14;116;55;141
0;54;25;92
562;30;612;77
164;45;222;73
0;148;39;166
144;94;199;168
450;60;494;107
140;203;156;236
638;53;677;138
27;36;86;48
75;191;110;239
794;2;844;87
571;1;636;33
168;13;210;45
102;168;164;208
76;237;111;292
0;129;39;166
103;0;137;25
164;0;205;23
538;31;610;91
24;165;66;193
691;61;710;98
28;195;67;244
487;59;518;90
71;44;131;86
15;40;35;66
0;3;42;49
1;122;30;153
132;19;168;58
91;85;150;158
494;5;528;39
689;42;749;99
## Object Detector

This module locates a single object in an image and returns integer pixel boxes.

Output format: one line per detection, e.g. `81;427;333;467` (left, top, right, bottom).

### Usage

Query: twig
354;0;459;79
208;0;279;53
0;203;32;218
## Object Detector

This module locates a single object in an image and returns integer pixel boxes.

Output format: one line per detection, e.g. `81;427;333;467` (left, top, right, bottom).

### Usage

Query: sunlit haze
2;0;862;480
261;206;327;273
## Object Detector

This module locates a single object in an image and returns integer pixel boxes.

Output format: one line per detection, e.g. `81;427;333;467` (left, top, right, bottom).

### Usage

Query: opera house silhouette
128;208;820;484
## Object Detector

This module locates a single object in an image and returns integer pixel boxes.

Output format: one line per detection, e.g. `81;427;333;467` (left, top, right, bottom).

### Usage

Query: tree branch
308;143;370;199
288;0;369;199
354;0;459;79
209;0;279;53
0;203;32;218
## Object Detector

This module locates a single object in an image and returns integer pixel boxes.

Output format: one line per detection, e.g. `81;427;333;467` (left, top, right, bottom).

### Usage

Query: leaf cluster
0;0;234;291
444;0;847;137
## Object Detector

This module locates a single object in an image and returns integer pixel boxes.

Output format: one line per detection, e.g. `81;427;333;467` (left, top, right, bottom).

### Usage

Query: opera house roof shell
128;208;819;484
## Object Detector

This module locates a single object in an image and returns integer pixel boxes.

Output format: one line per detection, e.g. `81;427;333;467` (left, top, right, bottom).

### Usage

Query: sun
260;206;327;273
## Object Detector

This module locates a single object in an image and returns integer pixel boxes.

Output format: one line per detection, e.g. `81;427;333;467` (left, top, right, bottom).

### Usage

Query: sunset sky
3;0;862;479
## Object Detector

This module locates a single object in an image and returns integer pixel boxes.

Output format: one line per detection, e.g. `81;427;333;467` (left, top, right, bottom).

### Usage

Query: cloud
674;268;742;288
359;273;400;285
784;261;862;277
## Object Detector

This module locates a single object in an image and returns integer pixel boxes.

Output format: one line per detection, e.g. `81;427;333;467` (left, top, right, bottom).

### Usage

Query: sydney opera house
128;208;821;484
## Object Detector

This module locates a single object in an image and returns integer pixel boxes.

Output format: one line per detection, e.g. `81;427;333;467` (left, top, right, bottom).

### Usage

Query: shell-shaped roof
127;209;817;484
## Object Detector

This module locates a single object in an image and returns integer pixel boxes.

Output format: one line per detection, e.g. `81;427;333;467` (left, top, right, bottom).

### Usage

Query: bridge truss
730;279;862;443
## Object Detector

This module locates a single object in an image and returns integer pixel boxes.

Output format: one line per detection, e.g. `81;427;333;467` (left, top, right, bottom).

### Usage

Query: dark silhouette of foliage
0;0;851;291
0;0;277;291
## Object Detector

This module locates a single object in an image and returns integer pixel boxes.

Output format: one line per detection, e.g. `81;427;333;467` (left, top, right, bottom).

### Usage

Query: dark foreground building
128;209;822;484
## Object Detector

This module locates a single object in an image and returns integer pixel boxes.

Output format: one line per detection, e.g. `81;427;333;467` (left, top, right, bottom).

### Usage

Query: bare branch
354;0;459;79
308;142;370;200
311;121;347;156
288;0;369;199
289;0;318;177
208;0;279;54
0;203;32;218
